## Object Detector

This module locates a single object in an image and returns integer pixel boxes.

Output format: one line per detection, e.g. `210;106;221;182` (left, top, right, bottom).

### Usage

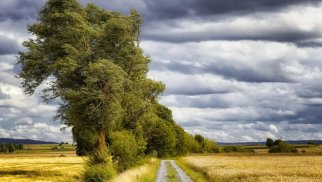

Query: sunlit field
0;155;160;182
181;155;322;182
0;143;159;182
0;156;84;182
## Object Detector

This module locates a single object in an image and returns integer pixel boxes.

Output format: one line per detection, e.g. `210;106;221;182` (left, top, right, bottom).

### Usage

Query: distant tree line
0;143;23;153
266;138;297;153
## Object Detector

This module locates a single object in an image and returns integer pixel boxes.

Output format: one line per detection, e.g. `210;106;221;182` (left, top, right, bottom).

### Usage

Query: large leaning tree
18;0;164;161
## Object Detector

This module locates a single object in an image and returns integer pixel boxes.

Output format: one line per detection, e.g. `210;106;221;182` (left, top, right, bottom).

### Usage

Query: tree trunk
97;128;107;154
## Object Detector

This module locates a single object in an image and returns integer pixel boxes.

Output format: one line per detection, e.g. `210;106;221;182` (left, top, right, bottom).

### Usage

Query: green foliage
184;134;201;153
194;134;205;145
173;125;188;156
17;1;220;177
88;150;112;165
0;143;17;153
269;142;298;153
144;116;176;157
194;134;216;153
266;138;274;148
165;161;179;182
84;162;116;182
109;130;138;171
273;139;282;146
202;139;216;153
72;127;96;156
154;103;175;123
223;146;245;153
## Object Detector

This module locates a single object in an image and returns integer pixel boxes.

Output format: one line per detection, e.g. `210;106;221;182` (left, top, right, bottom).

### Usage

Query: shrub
145;120;176;157
223;146;244;153
273;139;282;146
203;139;216;153
110;130;138;171
84;163;116;182
266;138;274;148
149;150;158;157
84;150;116;182
269;142;298;153
184;133;201;153
213;147;223;153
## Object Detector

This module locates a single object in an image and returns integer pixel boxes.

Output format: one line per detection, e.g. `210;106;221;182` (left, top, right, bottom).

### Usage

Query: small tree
109;130;138;171
266;138;274;148
269;142;297;153
274;139;282;146
8;143;15;153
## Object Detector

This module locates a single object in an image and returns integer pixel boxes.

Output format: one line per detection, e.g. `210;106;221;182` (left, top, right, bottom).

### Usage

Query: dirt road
155;160;193;182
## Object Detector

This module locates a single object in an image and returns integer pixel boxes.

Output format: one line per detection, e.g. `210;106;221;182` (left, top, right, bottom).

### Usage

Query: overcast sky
1;0;322;143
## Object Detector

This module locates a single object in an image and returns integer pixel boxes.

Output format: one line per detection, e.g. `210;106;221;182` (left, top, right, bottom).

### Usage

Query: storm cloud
0;0;321;142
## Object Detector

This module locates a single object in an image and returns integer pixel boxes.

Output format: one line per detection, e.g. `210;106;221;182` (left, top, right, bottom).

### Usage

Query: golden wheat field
0;156;84;182
181;155;322;182
0;154;159;182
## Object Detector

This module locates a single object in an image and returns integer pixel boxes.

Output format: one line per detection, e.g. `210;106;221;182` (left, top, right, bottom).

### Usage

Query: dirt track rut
155;160;193;182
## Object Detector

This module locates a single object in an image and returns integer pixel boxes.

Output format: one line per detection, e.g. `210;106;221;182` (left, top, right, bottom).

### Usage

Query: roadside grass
165;161;180;182
176;159;209;182
111;158;160;182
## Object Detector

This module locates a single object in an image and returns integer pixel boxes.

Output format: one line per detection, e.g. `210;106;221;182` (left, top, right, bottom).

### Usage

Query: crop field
0;146;159;182
0;156;84;182
180;155;322;182
1;144;321;181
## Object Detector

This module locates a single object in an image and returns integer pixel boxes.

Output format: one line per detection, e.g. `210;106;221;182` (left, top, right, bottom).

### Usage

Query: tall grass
111;158;160;182
165;161;180;182
176;159;208;182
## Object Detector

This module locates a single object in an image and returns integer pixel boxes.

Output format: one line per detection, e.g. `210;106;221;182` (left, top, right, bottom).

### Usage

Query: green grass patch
137;158;160;182
176;159;209;182
166;161;180;182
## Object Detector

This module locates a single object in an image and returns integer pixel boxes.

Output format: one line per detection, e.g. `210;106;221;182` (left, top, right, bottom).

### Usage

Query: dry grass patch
182;155;322;182
111;158;160;182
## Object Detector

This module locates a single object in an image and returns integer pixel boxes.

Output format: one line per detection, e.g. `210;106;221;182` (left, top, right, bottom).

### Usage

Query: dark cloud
143;0;322;20
78;0;322;21
286;106;322;124
0;0;321;142
0;0;45;22
162;95;231;108
283;125;322;133
296;41;322;48
151;60;293;83
0;35;20;55
164;86;231;96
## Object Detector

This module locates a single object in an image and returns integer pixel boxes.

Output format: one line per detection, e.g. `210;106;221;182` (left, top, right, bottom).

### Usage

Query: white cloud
0;0;321;143
15;117;33;125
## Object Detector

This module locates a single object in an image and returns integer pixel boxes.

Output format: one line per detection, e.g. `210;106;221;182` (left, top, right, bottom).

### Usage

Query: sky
0;0;322;143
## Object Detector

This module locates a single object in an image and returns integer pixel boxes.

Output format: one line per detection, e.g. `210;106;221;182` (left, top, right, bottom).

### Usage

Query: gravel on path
155;160;194;182
169;160;193;182
155;160;167;182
